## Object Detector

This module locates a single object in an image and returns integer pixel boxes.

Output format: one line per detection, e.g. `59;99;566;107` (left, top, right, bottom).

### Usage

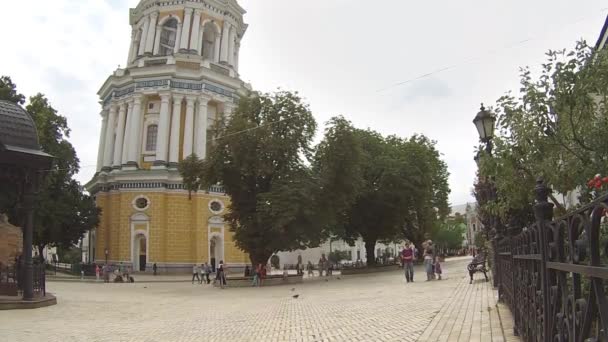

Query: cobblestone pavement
0;258;519;342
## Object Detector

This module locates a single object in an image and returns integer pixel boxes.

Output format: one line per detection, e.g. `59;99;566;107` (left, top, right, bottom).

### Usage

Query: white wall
275;238;404;266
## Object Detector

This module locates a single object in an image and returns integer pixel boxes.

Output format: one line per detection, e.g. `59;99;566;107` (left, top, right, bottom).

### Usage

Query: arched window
201;22;220;61
146;124;158;151
159;18;178;56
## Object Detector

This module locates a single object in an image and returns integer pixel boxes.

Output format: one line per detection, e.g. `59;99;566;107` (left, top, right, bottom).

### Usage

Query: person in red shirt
402;241;415;283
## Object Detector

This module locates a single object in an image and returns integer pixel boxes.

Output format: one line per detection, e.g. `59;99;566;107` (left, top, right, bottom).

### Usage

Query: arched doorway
133;234;147;272
209;235;223;272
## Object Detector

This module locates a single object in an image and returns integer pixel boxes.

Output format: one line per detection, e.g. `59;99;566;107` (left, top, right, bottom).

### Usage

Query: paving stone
0;257;519;341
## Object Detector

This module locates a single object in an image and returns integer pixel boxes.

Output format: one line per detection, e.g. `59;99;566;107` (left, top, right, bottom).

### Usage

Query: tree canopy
0;76;100;256
191;91;324;265
433;213;466;252
477;41;608;227
315;120;450;264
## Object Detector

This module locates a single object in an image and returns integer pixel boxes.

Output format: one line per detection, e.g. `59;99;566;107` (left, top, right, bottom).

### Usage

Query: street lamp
104;248;109;265
472;104;496;154
472;103;501;290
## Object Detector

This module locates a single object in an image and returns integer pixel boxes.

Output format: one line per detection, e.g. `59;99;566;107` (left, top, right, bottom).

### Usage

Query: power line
209;114;299;142
376;8;608;93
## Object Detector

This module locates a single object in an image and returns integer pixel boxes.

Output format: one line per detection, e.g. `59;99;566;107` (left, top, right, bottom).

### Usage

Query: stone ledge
0;293;57;310
213;274;303;288
340;264;401;275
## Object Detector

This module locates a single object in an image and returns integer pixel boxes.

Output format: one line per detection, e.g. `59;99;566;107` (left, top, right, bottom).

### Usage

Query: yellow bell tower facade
86;0;250;272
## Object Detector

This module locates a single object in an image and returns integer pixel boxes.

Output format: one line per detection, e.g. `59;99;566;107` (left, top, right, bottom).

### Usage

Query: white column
155;93;172;166
182;96;196;158
174;23;183;53
189;9;202;53
96;109;109;172
194;96;210;158
228;27;236;66
127;96;144;165
169;95;183;165
102;104;118;169
180;8;193;51
145;13;159;53
127;29;137;63
234;42;240;72
138;16;150;56
220;21;230;63
121;101;133;165
198;28;205;57
153;25;162;55
214;35;221;62
113;103;127;167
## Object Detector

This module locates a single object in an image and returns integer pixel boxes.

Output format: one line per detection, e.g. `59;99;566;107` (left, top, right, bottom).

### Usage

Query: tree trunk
364;240;376;266
37;245;45;263
249;250;273;268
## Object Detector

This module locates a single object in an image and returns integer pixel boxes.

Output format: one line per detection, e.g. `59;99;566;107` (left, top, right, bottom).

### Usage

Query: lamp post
472;104;502;290
104;248;109;265
473;104;496;154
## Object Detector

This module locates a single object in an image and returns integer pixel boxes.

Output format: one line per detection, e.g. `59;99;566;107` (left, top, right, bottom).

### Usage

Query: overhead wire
376;7;608;94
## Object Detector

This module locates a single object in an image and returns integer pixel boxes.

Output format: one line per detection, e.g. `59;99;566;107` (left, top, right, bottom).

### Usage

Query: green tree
196;91;323;266
478;41;608;225
317;125;450;265
0;76;25;105
178;154;204;199
433;215;466;253
0;79;100;256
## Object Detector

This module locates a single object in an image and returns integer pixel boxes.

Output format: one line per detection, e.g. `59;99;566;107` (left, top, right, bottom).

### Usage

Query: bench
467;254;489;284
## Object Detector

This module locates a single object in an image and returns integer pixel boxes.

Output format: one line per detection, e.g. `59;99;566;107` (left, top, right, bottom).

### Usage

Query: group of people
245;264;268;287
400;240;442;282
192;262;227;288
95;264;132;283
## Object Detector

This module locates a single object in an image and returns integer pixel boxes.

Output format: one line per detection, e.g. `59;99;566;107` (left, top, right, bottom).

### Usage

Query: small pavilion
0;100;54;308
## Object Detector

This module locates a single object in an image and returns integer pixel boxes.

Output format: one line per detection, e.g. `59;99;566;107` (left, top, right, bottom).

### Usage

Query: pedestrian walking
306;261;314;277
435;256;443;280
423;240;435;281
260;264;267;287
402;241;414;283
198;263;204;284
216;260;227;289
203;263;211;284
153;263;157;276
192;264;200;284
95;264;100;282
319;254;328;277
103;264;110;283
252;264;261;287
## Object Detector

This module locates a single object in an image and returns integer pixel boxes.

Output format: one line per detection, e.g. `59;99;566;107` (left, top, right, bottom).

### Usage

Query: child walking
435;257;442;280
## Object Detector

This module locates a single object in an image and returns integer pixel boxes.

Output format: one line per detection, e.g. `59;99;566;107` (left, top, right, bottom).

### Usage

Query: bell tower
86;0;252;273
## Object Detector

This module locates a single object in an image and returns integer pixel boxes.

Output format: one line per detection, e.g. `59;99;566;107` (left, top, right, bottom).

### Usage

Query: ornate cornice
101;77;238;107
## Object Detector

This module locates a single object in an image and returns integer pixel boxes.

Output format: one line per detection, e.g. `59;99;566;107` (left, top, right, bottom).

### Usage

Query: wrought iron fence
495;179;608;341
0;263;46;297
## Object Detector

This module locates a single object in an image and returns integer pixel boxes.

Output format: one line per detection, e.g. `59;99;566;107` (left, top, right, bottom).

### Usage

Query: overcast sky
1;1;606;206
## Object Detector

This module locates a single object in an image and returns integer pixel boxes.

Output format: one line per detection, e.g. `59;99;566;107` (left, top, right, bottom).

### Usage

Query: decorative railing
0;263;46;297
495;179;608;341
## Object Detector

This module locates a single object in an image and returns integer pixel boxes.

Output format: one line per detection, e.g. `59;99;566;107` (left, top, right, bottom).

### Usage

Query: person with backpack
402;241;415;283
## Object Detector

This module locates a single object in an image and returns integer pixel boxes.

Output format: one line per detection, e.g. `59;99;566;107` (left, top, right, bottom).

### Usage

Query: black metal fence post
533;178;553;342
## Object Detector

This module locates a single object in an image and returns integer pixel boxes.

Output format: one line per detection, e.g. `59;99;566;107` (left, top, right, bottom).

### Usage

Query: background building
86;0;251;273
